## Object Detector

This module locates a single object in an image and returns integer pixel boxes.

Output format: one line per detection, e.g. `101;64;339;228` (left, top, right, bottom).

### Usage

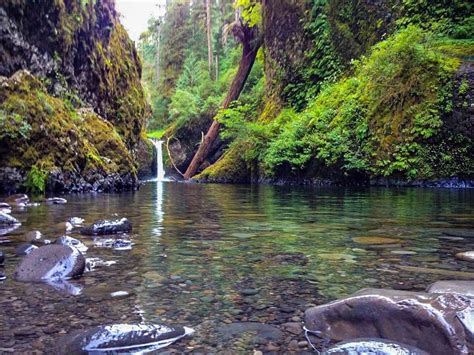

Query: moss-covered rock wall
0;0;150;193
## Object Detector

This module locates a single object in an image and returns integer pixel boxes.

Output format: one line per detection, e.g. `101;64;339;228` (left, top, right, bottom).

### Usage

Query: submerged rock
81;218;132;236
0;202;11;214
0;224;20;236
304;288;474;355
352;236;403;245
45;197;67;205
15;243;38;256
4;194;29;205
428;281;474;297
13;245;85;282
69;217;85;227
323;338;429;355
0;212;20;225
22;230;43;242
0;250;4;264
456;251;474;262
55;236;88;253
56;323;194;353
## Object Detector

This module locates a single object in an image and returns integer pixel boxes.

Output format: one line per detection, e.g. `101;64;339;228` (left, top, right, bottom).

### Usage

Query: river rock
22;230;43;242
428;281;474;297
323;338;429;355
0;202;11;214
45;197;67;205
81;218;132;236
55;236;88;253
15;243;38;256
68;217;85;227
456;251;474;262
304;288;474;355
0;212;20;225
56;323;194;352
13;245;86;282
4;194;29;205
0;250;4;264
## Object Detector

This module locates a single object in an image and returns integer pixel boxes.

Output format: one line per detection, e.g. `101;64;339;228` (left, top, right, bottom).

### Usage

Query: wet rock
0;271;6;281
0;212;20;225
56;323;194;353
22;230;43;242
0;250;4;264
81;218;132;236
442;229;474;238
45;197;67;205
13;245;86;282
240;288;259;296
52;221;73;233
0;202;11;214
282;322;302;335
68;217;84;227
323;338;429;355
456;251;474;262
55;236;88;253
5;194;29;205
352;236;403;245
218;322;284;343
270;252;308;265
397;265;474;279
428;281;474;297
304;288;474;355
0;224;20;236
15;243;38;256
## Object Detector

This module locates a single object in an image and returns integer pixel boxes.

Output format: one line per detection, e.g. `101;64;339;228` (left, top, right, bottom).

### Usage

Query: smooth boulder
0;212;20;225
45;197;67;205
13;245;85;282
323;338;429;355
81;218;132;236
56;323;194;353
456;251;474;262
0;202;11;214
304;288;474;355
4;194;29;205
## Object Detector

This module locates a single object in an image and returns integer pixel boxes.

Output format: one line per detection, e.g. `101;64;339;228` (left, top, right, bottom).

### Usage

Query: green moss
196;145;250;182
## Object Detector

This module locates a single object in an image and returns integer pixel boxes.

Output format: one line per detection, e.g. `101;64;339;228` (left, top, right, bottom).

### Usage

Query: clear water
0;182;473;352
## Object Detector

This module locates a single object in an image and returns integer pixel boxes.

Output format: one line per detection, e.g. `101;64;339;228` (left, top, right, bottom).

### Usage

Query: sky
115;0;166;42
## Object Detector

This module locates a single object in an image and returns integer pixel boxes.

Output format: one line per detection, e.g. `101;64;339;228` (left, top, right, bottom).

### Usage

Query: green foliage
25;165;47;194
235;0;262;28
0;110;32;140
147;129;165;139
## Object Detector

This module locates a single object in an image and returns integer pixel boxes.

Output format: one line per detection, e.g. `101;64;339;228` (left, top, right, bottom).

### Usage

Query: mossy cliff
197;0;473;186
0;0;150;193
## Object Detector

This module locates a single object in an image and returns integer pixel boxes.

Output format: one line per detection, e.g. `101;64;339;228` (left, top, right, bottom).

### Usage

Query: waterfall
151;139;166;181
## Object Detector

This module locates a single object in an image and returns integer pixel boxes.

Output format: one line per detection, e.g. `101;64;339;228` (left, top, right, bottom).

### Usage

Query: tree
206;0;213;77
184;0;262;179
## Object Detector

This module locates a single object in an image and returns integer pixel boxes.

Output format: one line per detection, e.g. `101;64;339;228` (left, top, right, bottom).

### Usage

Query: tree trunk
155;21;162;84
183;39;260;179
206;0;213;77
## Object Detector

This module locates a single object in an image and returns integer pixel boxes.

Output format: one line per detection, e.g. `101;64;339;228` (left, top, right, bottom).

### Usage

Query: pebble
240;288;259;296
298;340;308;347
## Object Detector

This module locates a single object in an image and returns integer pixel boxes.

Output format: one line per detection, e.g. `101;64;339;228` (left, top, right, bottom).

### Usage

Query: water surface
1;182;473;352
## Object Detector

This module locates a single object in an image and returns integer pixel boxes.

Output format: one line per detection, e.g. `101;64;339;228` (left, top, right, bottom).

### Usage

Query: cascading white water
151;139;166;181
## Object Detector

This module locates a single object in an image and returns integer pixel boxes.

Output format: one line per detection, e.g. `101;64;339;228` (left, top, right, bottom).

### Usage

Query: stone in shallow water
442;229;474;238
304;288;474;355
4;194;29;205
0;212;20;225
397;265;474;279
22;230;43;242
323;338;428;355
55;235;88;253
352;236;403;245
45;197;67;205
56;323;194;353
456;251;474;262
13;245;85;282
428;281;474;297
0;250;3;264
81;218;132;236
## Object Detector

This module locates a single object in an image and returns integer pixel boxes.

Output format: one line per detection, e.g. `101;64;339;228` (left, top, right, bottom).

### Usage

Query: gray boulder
55;236;88;253
45;197;67;205
304;288;474;355
4;193;29;205
13;245;85;282
56;323;194;353
81;218;132;236
0;212;20;225
15;243;38;256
